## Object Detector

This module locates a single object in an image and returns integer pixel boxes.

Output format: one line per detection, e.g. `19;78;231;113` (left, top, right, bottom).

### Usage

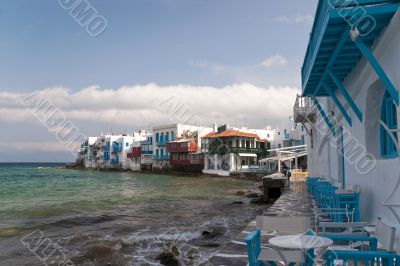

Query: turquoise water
0;163;262;265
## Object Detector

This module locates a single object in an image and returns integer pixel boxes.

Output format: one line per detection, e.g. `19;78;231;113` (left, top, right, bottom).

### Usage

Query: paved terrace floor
207;182;314;266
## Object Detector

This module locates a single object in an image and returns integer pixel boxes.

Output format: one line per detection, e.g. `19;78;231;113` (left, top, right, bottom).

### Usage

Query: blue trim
312;96;336;136
301;0;399;96
324;250;399;266
320;234;378;250
380;91;398;158
328;70;363;122
324;82;352;126
340;126;345;190
352;35;399;106
314;29;349;95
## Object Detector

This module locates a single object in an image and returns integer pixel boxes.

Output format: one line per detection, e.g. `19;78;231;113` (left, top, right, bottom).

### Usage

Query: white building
269;121;307;150
140;134;153;170
80;131;149;170
202;124;270;176
152;124;212;169
125;130;152;171
297;2;400;250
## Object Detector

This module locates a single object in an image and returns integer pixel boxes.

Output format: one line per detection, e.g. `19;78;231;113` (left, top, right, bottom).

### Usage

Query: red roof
202;130;260;139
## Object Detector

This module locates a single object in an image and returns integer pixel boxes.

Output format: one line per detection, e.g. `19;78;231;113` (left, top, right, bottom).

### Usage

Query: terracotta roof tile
202;130;260;139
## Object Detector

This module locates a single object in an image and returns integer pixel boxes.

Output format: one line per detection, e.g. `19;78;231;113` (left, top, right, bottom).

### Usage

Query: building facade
202;124;269;176
140;135;153;170
296;1;400;249
152;124;212;169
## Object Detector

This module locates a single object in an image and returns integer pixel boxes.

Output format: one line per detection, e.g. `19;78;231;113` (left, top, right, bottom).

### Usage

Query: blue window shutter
381;92;398;158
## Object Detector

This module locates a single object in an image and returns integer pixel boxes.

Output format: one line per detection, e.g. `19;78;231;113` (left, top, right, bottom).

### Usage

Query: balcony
294;95;316;123
127;147;141;158
101;153;110;160
167;140;197;153
208;144;261;155
170;159;191;166
141;138;153;145
155;139;166;146
101;145;110;151
301;0;399;96
153;155;170;161
112;142;122;153
141;150;153;155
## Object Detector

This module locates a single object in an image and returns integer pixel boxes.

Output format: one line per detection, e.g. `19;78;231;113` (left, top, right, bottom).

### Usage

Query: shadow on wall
365;79;386;159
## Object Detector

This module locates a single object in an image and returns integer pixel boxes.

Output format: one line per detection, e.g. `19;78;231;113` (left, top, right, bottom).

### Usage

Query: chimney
213;123;218;132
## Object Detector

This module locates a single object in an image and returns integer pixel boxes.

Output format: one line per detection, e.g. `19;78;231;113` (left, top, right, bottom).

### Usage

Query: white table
269;235;333;250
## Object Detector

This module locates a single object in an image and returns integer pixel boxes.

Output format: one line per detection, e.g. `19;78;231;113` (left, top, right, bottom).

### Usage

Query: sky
0;0;318;162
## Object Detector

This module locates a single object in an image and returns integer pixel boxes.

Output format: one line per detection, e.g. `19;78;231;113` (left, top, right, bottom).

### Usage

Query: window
165;132;169;142
278;144;282;148
278;132;280;136
125;142;129;147
381;91;398;158
171;131;175;141
156;133;159;142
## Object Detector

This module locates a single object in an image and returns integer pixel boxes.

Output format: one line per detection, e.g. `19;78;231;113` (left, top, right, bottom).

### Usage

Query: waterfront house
140;134;153;170
152;124;212;169
79;137;99;168
167;131;204;172
202;124;269;176
124;131;151;171
265;119;308;150
295;1;400;250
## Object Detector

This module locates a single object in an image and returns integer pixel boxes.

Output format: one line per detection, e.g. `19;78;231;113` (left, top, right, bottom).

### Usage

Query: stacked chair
243;177;399;266
307;177;398;265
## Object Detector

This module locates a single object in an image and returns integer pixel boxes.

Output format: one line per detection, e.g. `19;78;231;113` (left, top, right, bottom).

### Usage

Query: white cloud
261;54;288;68
275;14;314;25
0;84;300;130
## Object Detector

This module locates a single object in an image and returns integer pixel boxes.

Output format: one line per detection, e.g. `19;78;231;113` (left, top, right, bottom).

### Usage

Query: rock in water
246;192;259;198
250;196;269;205
156;247;179;266
201;227;224;239
235;189;247;196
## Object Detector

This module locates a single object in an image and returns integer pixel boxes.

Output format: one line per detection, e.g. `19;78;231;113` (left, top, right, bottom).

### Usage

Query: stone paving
207;182;315;266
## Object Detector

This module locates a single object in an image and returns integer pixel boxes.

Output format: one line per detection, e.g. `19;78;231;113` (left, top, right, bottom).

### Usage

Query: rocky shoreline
65;162;268;181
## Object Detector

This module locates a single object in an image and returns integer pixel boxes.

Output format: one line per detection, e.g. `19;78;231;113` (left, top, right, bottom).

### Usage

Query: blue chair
321;217;395;252
244;229;263;266
324;250;400;266
243;229;315;266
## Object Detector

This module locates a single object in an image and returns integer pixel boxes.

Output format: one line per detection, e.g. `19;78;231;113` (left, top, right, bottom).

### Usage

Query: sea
0;163;263;266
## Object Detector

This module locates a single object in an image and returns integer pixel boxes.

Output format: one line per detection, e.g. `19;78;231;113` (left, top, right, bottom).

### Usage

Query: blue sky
0;0;317;162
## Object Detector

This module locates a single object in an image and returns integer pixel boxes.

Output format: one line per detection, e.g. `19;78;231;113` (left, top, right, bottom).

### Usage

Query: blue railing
101;145;110;151
156;139;166;146
102;153;110;160
153;155;169;160
141;150;153;155
141;139;153;145
112;142;122;153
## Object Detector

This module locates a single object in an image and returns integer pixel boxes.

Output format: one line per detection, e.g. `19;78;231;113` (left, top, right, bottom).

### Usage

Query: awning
302;1;399;97
238;153;257;157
